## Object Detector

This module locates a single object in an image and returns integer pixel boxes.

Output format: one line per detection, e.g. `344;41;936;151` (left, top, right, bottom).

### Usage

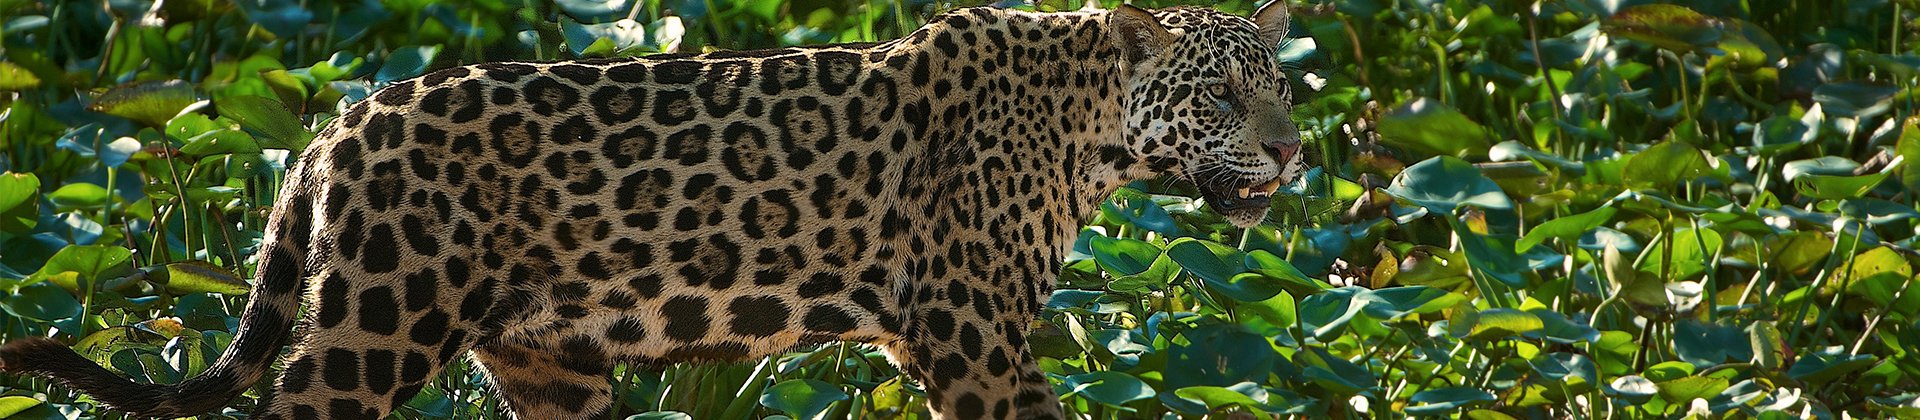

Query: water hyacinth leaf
1519;206;1616;252
1062;371;1156;406
1606;375;1658;405
1243;249;1328;295
1455;227;1528;287
1784;156;1861;179
1167;239;1284;301
1238;290;1297;332
1533;353;1599;392
1795;172;1892;200
0;395;60;420
1638;227;1722;280
1089;236;1160;276
1386;156;1512;214
758;379;847;420
216;95;312;151
1752;115;1814;155
0;172;38;212
91;80;197;127
1295;346;1377;395
1672;320;1752;367
376;46;442;83
47;183;109;210
0;62;41;90
1298;287;1364;341
1172;384;1272;414
180;129;262;156
1602;4;1720;52
1;281;82;322
1788;346;1876;386
626;412;692;420
1834;246;1911;292
1376;98;1493;158
1454;308;1544;341
1813;82;1900;117
29;245;135;292
1624;141;1718;187
1898;117;1920;192
1101;193;1182;236
1490;140;1584;173
150;261;250;295
1166;325;1275;389
1405;387;1496;415
1362;286;1463;320
1656;375;1728;405
562;18;649;57
1527;309;1601;344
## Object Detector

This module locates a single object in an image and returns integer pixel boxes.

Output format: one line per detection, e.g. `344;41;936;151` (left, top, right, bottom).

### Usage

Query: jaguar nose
1266;140;1300;164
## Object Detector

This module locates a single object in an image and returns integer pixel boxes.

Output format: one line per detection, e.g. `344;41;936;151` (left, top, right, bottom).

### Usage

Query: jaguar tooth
1254;179;1282;195
1237;187;1252;199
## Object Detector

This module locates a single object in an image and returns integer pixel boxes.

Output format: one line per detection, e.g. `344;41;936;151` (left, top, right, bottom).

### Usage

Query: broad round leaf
759;379;848;420
1386;156;1512;214
1405;387;1496;415
1063;371;1156;406
91;80;197;127
1376;98;1493;158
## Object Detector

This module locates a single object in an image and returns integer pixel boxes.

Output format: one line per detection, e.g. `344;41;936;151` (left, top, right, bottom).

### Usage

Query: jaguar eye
1206;83;1231;98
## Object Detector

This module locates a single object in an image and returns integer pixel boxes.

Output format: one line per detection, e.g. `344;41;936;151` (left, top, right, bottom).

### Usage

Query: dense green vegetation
1;0;1918;418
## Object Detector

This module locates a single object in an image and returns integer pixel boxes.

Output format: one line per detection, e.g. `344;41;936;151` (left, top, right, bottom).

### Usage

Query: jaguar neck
882;8;1141;226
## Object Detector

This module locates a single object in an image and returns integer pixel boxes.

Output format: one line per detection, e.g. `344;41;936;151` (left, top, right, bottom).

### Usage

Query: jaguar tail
0;163;321;418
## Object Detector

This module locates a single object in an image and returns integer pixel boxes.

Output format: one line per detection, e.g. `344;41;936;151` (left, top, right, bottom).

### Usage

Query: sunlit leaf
759;379;848;420
1377;98;1493;158
1386;156;1513;214
1405;387;1496;416
91;80;197;127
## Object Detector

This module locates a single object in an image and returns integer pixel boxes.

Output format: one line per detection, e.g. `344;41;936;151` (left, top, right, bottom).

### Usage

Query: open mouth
1203;176;1283;212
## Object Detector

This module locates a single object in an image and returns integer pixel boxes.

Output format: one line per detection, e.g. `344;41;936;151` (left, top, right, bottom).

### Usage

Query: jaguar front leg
886;299;1064;419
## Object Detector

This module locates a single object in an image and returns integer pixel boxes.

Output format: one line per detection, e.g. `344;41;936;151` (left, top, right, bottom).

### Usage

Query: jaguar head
1109;2;1309;228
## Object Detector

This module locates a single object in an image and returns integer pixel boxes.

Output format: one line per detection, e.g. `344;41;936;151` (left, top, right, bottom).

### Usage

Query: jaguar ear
1108;4;1171;64
1253;0;1290;48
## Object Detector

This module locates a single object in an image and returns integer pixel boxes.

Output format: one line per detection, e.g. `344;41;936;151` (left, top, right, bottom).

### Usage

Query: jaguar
1;2;1307;418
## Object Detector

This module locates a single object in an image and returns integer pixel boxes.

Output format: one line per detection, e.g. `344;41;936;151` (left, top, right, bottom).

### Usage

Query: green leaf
0;172;41;233
47;182;109;209
1166;325;1276;390
0;62;41;90
758;379;848;420
1606;375;1658;405
1376;98;1493;158
1623;141;1717;187
1166;239;1283;302
1294;347;1377;395
1897;117;1920;192
1453;308;1544;341
1638;227;1723;280
90;80;198;127
1405;387;1496;416
1603;4;1721;52
1062;371;1156;407
1;281;82;322
1386;156;1513;214
0;396;60;420
1520;207;1617;252
215;95;313;151
1813;82;1900;117
1298;287;1364;341
376;45;443;83
1090;236;1160;276
1172;384;1272;414
29;245;135;291
147;261;251;295
1788;346;1877;386
1362;286;1463;320
1655;376;1728;406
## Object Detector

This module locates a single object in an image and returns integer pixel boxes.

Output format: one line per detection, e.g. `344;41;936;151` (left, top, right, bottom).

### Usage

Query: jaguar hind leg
473;340;616;419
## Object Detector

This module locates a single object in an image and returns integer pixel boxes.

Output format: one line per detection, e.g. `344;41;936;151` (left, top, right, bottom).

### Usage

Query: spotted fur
0;3;1306;419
